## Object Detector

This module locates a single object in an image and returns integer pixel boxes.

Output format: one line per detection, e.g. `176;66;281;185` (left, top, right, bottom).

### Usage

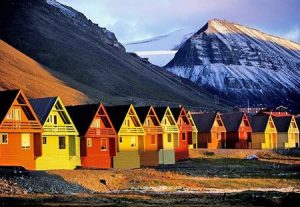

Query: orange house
135;106;163;167
66;103;117;169
170;107;193;161
192;112;226;149
0;90;42;170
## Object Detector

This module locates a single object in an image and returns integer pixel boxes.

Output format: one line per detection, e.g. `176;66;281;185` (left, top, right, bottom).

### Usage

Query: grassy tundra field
1;149;300;206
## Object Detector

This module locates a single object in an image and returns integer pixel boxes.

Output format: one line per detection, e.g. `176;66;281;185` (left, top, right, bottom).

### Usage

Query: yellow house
29;97;80;170
155;107;179;165
249;115;277;149
187;111;198;149
273;116;299;149
105;105;145;169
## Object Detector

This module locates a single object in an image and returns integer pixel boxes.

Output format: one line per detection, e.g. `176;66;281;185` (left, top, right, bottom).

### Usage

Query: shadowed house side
135;106;163;167
187;111;198;149
29;97;80;170
192;112;226;149
66;103;117;169
249;114;277;149
273;116;299;149
154;107;179;165
0;89;42;170
170;107;193;161
105;105;145;169
221;112;252;149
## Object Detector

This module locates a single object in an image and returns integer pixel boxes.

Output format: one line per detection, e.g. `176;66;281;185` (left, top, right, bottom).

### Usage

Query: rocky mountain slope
0;0;229;110
166;19;300;112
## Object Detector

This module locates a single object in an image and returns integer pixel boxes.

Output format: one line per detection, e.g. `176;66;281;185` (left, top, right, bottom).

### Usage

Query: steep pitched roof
192;113;217;132
29;97;57;124
135;106;151;124
221;112;244;132
170;107;182;121
248;115;269;132
272;116;292;132
0;89;19;124
66;104;99;136
105;105;131;132
154;107;168;121
296;117;300;128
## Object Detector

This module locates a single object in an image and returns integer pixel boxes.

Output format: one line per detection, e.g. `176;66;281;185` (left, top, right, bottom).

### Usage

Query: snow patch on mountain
46;0;76;17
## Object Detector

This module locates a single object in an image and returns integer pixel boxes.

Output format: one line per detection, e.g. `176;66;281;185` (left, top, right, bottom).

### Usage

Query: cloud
283;27;300;43
57;0;300;44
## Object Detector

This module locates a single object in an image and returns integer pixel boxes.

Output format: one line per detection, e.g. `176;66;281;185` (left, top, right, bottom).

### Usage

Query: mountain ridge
166;19;300;112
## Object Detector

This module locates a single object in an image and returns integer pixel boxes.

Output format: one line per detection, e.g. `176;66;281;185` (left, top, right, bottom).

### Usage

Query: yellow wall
114;105;145;169
35;98;80;170
158;107;178;165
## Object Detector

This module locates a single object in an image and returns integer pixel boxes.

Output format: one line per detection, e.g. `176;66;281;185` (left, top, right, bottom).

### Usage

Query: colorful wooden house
29;97;80;170
105;105;145;169
154;107;179;165
192;112;226;149
221;112;252;149
249;115;277;149
297;117;300;148
135;106;163;167
273;116;299;149
170;107;193;161
66;104;117;169
0;90;42;170
187;111;198;149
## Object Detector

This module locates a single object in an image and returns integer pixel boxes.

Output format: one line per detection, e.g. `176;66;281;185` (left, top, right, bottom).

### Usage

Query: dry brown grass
0;40;87;105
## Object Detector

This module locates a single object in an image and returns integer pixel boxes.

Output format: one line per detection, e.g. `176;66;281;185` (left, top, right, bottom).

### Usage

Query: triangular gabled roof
170;107;182;121
154;107;168;122
0;89;20;124
187;111;198;131
66;104;99;136
0;89;42;129
248;115;269;132
221;112;244;132
272;116;292;132
296;117;300;128
105;105;133;132
29;97;57;124
135;106;152;124
191;112;218;132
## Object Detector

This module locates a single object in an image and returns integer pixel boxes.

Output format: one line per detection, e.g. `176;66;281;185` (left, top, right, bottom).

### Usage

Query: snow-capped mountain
166;19;300;111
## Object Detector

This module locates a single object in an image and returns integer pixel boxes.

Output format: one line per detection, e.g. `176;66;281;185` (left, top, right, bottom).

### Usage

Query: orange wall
0;133;36;170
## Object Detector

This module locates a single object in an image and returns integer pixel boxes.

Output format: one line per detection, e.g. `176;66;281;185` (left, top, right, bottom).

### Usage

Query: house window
127;120;130;127
291;121;297;128
182;133;186;141
21;134;30;149
0;134;8;144
59;136;66;149
6;110;13;119
151;135;156;145
91;119;100;128
53;115;57;125
100;139;107;151
119;137;123;143
269;120;275;128
47;115;52;123
42;136;47;144
87;138;92;147
164;119;167;125
216;116;223;126
243;119;249;127
167;134;172;143
147;119;150;127
130;137;136;147
14;109;21;121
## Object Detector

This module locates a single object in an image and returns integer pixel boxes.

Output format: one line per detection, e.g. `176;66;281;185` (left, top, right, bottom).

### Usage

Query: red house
66;103;117;169
170;107;193;161
221;112;252;149
0;89;42;170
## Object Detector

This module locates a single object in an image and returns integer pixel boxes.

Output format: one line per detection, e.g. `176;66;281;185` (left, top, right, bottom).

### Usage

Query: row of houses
0;89;299;170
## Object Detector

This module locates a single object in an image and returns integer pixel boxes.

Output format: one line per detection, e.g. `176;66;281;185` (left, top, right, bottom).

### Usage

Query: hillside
0;40;88;105
0;0;230;110
166;19;300;112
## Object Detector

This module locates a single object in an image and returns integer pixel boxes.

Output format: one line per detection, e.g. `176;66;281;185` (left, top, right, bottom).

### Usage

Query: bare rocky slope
0;0;230;110
166;19;300;112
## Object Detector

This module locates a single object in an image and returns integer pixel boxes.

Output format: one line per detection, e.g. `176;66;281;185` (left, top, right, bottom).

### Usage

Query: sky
57;0;300;65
